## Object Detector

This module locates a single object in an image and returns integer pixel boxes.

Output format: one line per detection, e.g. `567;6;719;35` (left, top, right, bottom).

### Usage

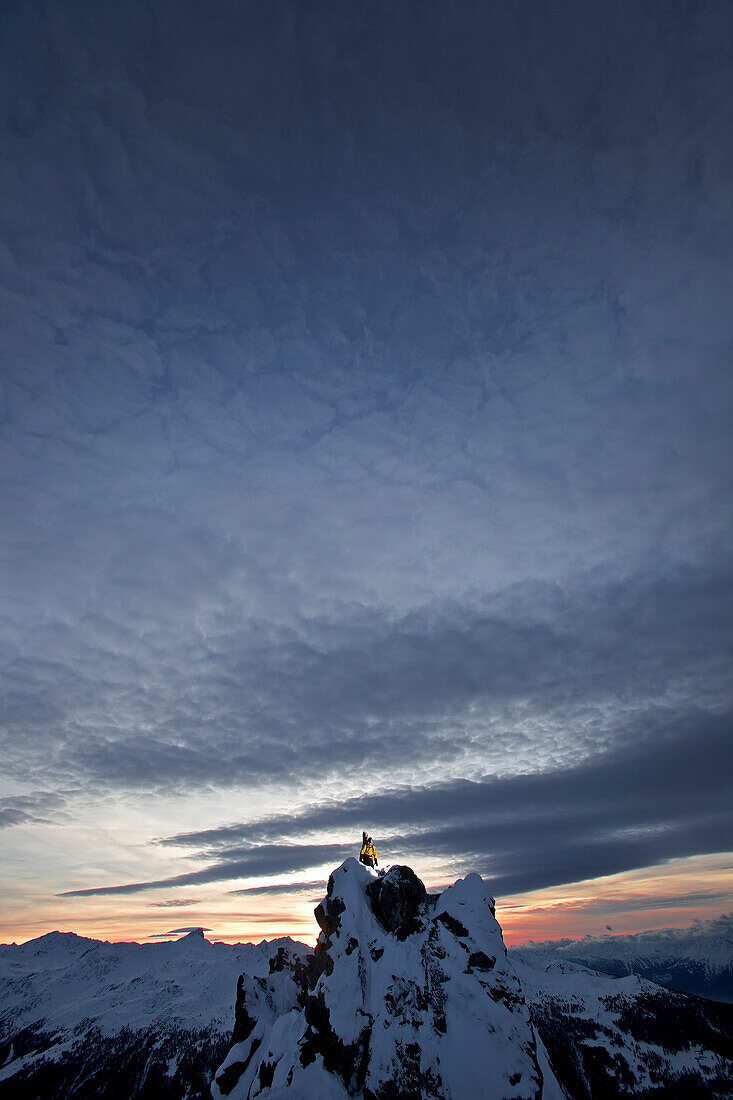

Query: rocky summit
212;859;562;1099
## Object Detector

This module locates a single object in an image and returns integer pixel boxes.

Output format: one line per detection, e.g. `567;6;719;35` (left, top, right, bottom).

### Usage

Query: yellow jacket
360;839;378;865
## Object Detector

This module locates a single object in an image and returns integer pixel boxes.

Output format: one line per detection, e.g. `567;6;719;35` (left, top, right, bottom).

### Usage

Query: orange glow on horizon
2;852;731;948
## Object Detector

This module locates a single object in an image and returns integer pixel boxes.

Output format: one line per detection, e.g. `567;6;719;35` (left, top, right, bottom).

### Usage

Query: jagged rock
212;858;555;1099
314;873;348;938
365;864;426;936
467;950;496;972
232;974;258;1044
435;910;470;939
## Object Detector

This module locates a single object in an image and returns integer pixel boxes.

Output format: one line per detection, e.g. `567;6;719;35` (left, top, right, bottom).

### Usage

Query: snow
0;930;307;1038
260;1060;351;1100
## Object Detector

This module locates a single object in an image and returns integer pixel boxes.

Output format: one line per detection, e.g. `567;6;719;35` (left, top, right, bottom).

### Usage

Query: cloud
566;891;733;916
165;708;732;845
0;793;68;829
4;559;732;800
58;843;351;897
0;808;35;829
147;898;201;908
62;712;732;898
227;881;325;897
1;0;731;918
515;912;733;955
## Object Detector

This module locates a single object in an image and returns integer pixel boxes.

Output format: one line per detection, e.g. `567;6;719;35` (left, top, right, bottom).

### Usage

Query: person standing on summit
359;832;378;868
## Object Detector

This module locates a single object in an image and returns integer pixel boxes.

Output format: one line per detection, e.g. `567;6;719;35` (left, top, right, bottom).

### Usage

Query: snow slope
515;953;733;1099
0;928;308;1098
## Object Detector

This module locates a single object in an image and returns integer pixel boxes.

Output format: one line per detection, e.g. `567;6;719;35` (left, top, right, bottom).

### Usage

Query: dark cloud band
61;713;732;898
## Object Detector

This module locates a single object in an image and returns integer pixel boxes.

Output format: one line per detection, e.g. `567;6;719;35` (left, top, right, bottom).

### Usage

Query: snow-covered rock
212;859;557;1099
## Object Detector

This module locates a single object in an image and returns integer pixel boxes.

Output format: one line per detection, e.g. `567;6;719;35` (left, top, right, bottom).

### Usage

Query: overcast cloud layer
1;1;732;914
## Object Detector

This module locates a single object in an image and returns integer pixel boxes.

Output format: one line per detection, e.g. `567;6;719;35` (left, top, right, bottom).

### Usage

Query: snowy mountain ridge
0;927;308;1097
514;953;732;1098
512;913;733;1002
0;927;308;1036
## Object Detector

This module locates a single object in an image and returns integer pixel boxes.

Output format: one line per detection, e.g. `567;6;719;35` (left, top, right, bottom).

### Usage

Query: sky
1;0;732;947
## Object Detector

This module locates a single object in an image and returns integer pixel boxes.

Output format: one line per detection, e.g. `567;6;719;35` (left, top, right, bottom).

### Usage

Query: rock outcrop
213;859;558;1099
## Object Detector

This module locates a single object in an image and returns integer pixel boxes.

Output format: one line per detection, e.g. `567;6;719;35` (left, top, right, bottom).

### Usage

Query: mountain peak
214;858;553;1099
181;926;207;939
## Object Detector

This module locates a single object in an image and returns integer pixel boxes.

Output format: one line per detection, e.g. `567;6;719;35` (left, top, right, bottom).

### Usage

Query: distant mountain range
511;914;733;1003
1;873;731;1098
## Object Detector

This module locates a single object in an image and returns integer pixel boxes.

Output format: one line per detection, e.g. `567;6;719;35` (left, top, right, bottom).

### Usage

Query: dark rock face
365;865;427;936
299;987;371;1094
314;872;347;938
467;950;496;972
434;910;470;939
216;1042;261;1098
